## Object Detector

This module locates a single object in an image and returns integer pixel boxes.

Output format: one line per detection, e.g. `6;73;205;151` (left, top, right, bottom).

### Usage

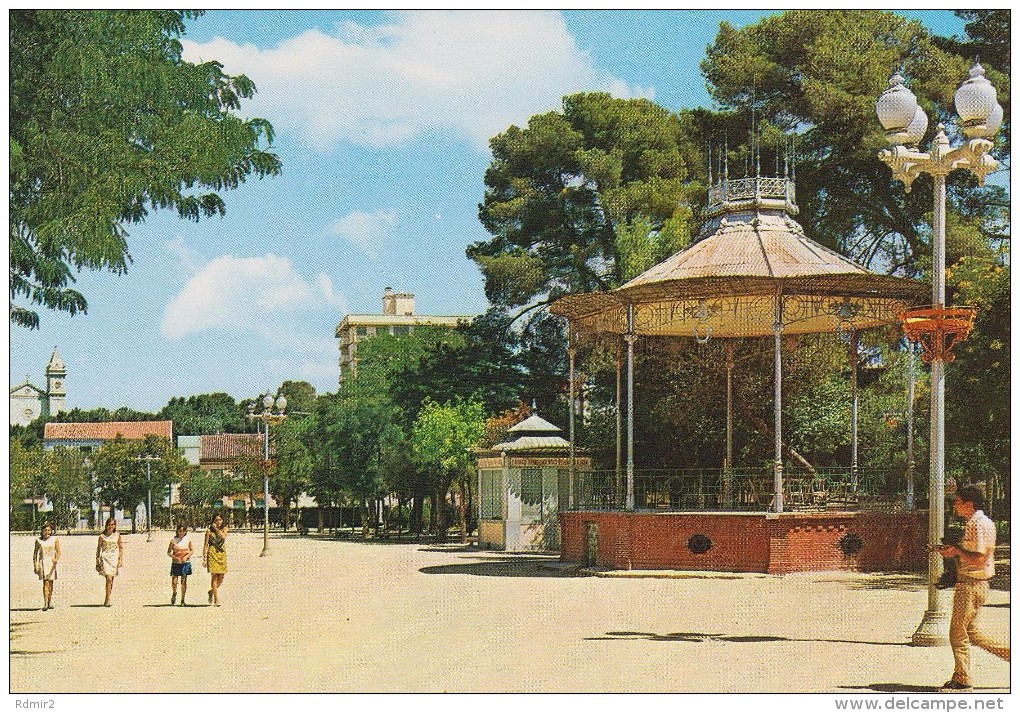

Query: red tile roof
44;421;173;441
200;433;266;462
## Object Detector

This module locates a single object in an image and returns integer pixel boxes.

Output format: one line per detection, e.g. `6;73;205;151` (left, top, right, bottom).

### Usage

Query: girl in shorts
167;524;193;606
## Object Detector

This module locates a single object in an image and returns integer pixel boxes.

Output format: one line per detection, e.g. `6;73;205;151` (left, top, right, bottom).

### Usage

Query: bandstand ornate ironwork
551;142;927;515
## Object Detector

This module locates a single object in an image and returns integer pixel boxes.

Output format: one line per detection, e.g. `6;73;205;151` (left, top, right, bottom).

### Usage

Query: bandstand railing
567;467;917;513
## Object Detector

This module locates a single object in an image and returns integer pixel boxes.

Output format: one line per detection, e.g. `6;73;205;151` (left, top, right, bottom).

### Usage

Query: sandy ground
9;531;1010;693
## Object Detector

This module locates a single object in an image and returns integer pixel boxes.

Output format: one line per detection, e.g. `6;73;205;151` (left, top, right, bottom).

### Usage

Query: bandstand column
905;343;916;510
849;330;860;492
625;304;636;511
772;290;784;513
615;345;624;507
568;334;576;509
724;342;734;508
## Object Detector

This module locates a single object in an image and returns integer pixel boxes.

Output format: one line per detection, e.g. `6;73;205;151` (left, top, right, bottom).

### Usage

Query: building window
521;467;543;520
392;325;410;336
480;469;504;520
355;326;368;337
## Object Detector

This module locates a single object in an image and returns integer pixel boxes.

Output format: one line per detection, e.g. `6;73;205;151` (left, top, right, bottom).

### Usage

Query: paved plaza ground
9;531;1010;693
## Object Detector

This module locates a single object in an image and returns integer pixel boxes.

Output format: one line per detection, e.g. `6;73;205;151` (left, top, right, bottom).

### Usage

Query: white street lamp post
248;393;288;557
876;61;1001;647
136;454;162;543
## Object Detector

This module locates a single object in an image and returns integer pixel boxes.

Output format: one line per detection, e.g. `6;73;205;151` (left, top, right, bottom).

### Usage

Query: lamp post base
911;604;950;647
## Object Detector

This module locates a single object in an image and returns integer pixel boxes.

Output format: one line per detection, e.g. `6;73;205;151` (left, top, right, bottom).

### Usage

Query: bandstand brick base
559;510;927;574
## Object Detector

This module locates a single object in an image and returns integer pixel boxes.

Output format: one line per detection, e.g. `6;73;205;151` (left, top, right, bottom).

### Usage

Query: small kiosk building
476;415;590;552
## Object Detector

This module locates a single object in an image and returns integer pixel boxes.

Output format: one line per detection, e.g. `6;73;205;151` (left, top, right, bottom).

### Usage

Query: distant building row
37;422;303;518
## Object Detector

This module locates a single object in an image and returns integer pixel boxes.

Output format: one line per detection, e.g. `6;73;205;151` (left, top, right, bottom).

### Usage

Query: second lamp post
876;59;1001;646
136;454;162;543
248;393;287;557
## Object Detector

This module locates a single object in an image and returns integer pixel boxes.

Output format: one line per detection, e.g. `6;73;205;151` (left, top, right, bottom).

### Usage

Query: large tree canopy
10;10;281;328
700;10;1008;274
471;92;702;314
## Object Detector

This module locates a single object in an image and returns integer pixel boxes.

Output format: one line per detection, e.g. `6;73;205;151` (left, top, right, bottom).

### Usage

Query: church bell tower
45;347;66;416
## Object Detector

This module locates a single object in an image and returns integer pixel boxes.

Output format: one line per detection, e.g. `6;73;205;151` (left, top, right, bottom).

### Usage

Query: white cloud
181;10;653;151
324;209;397;259
164;236;205;275
161;254;336;339
316;272;348;311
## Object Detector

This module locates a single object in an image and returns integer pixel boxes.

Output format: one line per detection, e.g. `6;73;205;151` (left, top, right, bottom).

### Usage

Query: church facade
10;348;66;427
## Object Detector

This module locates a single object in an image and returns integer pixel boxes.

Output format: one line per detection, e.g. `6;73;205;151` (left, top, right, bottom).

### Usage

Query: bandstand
550;147;930;573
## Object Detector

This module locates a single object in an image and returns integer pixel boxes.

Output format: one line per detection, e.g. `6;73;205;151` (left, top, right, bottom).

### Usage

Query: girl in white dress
95;517;123;606
32;523;60;610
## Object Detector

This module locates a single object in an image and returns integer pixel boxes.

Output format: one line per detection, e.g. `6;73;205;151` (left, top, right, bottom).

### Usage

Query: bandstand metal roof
551;176;926;339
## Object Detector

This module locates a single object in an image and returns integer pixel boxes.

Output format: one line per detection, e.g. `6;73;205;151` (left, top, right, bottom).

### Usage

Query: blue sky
10;10;967;412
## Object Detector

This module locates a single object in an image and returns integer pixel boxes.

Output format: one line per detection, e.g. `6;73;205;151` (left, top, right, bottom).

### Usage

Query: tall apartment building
335;287;472;384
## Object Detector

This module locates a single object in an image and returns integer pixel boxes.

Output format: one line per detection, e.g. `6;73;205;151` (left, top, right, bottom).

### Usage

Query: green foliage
302;319;528;533
10;417;46;449
10;439;41;520
411;398;486;540
935;10;1010;153
615;214;690;281
272;417;313;520
277;381;317;415
37;446;92;531
388;311;527;421
945;255;1010;495
304;390;390;506
178;466;232;510
159;392;249;435
352;326;466;402
230;454;270;504
946;10;1010;70
53;406;158;423
10;10;281;328
411;399;486;476
472;92;701;309
471;251;547;308
700;10;1007;273
786;375;850;460
92;435;187;516
855;346;928;474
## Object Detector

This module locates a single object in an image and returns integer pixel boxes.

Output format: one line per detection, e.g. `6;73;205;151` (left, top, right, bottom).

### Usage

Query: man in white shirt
937;485;1010;692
